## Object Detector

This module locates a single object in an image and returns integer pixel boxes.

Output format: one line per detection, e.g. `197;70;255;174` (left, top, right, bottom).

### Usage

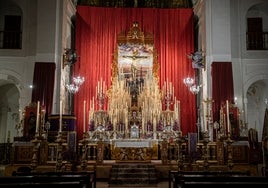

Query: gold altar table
110;139;158;161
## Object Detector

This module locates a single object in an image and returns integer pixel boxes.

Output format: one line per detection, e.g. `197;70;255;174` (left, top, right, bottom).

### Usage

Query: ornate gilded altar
110;139;158;161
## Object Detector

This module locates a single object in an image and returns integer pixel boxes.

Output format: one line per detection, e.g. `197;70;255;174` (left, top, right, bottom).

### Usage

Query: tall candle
178;101;181;131
36;101;40;133
83;100;86;132
226;100;230;133
59;100;62;132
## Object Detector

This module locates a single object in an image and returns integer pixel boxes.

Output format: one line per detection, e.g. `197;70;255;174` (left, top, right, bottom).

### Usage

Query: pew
0;176;86;188
168;170;251;188
10;171;96;188
173;174;268;188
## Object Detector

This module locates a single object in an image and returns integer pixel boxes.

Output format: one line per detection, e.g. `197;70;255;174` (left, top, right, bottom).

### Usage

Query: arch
0;69;23;92
0;69;25;142
244;74;268;96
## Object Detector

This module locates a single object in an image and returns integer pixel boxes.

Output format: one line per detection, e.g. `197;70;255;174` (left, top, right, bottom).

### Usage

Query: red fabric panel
75;7;196;139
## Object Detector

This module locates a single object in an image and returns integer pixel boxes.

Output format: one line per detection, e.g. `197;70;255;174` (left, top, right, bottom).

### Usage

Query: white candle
36;101;40;133
83;100;86;132
226;100;230;133
178;101;181;131
59;100;62;132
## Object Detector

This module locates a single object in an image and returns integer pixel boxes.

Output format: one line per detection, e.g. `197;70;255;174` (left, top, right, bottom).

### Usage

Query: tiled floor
96;181;169;188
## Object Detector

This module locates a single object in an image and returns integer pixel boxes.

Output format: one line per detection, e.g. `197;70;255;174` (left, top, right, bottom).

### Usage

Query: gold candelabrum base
225;132;234;171
202;131;210;171
31;132;41;172
177;131;184;171
80;132;89;171
55;131;65;172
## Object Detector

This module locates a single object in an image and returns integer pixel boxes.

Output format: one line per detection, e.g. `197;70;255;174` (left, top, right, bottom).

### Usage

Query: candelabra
202;131;210;171
162;80;174;110
96;78;106;110
31;132;41;172
225;132;234;171
177;131;185;171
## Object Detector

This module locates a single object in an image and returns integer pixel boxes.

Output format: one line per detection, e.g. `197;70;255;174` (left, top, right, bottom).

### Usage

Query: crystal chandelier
73;76;85;86
66;76;85;94
183;77;194;87
66;84;79;94
189;84;201;95
183;77;201;95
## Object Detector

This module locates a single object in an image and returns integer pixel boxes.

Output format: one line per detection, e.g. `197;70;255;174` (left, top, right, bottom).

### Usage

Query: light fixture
189;84;201;95
66;76;85;94
183;77;201;95
66;84;79;94
183;77;194;87
62;48;77;68
73;76;85;87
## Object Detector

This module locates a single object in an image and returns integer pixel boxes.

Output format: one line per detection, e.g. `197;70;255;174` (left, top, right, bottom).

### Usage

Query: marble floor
96;181;169;188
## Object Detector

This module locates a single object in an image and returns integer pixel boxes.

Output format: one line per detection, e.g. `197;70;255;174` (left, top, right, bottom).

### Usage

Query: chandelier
66;76;85;94
183;77;194;87
183;77;201;95
189;84;201;95
73;76;85;87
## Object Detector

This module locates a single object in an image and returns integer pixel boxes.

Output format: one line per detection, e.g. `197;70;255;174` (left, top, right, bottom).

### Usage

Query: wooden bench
173;174;268;188
9;171;96;188
168;170;251;188
0;176;86;188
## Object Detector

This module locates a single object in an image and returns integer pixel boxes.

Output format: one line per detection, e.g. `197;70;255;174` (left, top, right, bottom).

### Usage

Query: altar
111;139;159;161
113;139;157;148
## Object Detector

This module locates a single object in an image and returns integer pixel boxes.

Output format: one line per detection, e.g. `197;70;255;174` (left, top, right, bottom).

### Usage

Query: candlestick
59;100;62;132
83;100;86;132
36;101;40;133
226;100;230;133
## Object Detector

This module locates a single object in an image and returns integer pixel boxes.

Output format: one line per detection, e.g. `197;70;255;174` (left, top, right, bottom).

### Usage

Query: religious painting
118;43;154;83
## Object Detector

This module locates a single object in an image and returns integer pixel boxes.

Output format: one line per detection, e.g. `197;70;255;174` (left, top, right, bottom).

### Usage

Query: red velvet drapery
211;62;234;122
74;7;196;139
31;62;56;119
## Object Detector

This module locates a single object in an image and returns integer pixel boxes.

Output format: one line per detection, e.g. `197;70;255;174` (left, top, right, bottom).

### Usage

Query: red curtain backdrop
75;7;196;139
211;62;234;122
31;62;56;119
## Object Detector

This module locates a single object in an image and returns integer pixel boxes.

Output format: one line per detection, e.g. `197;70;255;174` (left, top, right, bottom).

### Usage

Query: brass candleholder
177;131;184;171
31;132;41;172
202;131;210;171
225;132;234;171
55;131;65;172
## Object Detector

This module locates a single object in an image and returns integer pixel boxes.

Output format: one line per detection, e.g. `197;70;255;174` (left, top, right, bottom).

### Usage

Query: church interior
0;0;268;187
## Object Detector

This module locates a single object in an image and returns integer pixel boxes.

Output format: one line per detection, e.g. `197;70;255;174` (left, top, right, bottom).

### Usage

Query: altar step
108;163;158;187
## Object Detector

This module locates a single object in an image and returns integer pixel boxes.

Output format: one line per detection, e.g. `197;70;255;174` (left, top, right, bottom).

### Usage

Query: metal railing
247;31;268;50
0;30;22;49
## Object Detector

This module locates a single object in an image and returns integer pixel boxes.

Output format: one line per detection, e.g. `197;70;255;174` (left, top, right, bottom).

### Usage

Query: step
108;163;158;186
